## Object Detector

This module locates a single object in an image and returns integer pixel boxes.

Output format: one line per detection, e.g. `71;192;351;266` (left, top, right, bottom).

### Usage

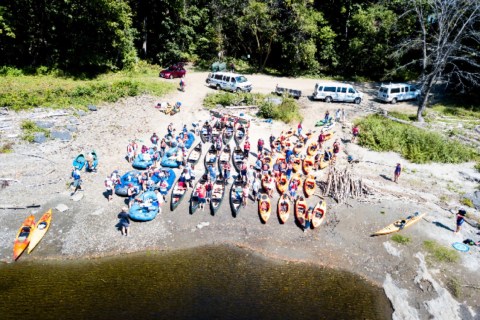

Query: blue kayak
115;170;141;196
129;191;160;221
86;150;99;172
73;154;86;170
161;147;181;168
132;152;154;170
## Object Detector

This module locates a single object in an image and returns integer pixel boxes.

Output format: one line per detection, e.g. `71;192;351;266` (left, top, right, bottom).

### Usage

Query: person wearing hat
455;209;467;233
118;207;130;236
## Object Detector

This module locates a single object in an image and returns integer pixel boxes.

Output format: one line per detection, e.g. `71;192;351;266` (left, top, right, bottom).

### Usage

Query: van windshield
235;76;247;83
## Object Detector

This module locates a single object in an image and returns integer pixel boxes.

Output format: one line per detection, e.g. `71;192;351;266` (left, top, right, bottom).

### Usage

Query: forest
1;0;479;109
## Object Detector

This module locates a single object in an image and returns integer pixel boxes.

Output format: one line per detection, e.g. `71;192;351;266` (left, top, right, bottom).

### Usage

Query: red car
159;64;186;79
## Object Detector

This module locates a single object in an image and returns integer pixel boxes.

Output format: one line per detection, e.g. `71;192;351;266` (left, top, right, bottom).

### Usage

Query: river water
0;246;392;319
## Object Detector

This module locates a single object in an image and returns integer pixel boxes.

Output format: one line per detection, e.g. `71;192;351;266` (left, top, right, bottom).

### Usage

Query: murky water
0;246;392;319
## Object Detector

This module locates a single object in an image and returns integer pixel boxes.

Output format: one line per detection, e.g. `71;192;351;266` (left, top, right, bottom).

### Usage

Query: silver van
377;83;420;103
206;72;252;92
312;82;363;104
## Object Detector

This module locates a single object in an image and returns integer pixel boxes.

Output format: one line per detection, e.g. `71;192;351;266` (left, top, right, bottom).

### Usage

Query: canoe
204;145;217;171
290;173;303;191
73;153;86;170
311;199;326;228
187;142;203;166
229;178;245;217
295;196;308;227
307;142;318;156
303;155;314;175
223;124;234;145
114;170;141;196
218;144;231;173
189;173;208;214
372;212;426;236
276;173;288;194
212;122;222;141
277;193;292;224
232;146;245;173
304;175;316;198
129;191;160;221
200;123;209;143
258;193;271;223
13;215;36;261
170;177;189;211
293;142;304;155
28;209;52;254
234;124;246;145
292;157;302;173
210;176;226;215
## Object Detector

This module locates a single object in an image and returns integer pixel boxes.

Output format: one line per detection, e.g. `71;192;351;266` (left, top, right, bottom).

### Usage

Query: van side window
214;74;222;80
341;88;347;93
224;77;230;82
404;87;409;92
348;88;355;94
317;86;323;91
324;87;336;92
391;88;400;94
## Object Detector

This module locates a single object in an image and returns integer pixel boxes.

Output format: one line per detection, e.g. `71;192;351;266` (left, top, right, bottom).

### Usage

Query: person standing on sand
341;108;346;123
393;163;402;183
335;109;341;123
454;209;467;233
105;176;113;202
118;207;130;236
297;122;303;136
352;125;359;143
71;167;83;195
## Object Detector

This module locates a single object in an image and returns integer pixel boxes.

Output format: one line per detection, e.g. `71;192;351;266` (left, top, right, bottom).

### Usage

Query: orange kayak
13;215;36;261
28;209;52;254
258;193;271;223
304;175;316;198
277;193;292;224
295;196;308;226
293;142;304;155
292;157;302;173
303;155;314;174
290;173;303;191
307;142;318;156
311;200;327;228
276;173;288;194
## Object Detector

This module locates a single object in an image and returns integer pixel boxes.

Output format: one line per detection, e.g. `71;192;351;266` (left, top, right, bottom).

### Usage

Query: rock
56;203;69;212
69;117;80;125
51;130;72;141
459;171;480;183
196;222;210;229
90;208;104;216
66;125;78;132
87;104;97;111
77;110;87;117
33;132;47;144
70;192;84;201
35;121;54;129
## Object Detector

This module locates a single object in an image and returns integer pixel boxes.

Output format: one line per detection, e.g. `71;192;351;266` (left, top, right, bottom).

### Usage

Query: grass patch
475;161;480;173
203;92;303;123
423;240;460;263
446;276;462;298
431;103;480;119
388;111;417;122
461;197;474;208
21;120;50;142
0;142;14;153
0;62;175;111
390;234;411;245
356;114;479;164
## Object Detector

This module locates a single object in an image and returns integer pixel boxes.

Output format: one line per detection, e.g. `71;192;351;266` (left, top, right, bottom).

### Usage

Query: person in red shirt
333;139;340;160
244;140;251;158
352;125;359;143
257;138;264;154
297;122;303;136
317;130;326;149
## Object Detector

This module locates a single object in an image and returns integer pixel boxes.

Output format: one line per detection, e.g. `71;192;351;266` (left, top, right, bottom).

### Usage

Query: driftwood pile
321;167;373;203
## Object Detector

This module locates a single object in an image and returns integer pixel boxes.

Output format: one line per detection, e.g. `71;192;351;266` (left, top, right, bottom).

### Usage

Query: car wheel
354;97;361;104
169;75;173;79
236;88;241;93
325;96;332;103
391;98;397;104
216;84;221;90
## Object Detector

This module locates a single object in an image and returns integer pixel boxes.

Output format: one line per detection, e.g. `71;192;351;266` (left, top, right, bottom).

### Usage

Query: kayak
13;215;36;261
161;147;181;168
85;150;99;172
229;178;244;217
132;152;154;170
311;199;326;228
232;146;245;173
295;196;308;227
170;177;188;211
261;174;274;193
324;131;334;141
264;155;273;167
28;209;52;254
204;145;217;171
290;173;303;191
303;155;314;174
210;176;226;215
276;173;288;194
292;157;302;173
293;142;304;155
284;128;294;138
315;118;333;127
114;170;141;196
372;212;426;236
234;124;246;146
183;131;196;149
304;175;316;198
218;144;231;173
258;193;271;223
129;191;159;221
277;193;292;224
307;142;318;156
189;174;207;214
187;142;203;167
72;153;86;170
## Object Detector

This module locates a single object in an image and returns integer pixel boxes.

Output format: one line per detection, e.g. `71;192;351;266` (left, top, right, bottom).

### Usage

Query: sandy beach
1;70;479;319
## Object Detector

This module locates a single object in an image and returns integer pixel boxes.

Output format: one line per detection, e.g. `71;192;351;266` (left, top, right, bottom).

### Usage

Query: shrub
0;142;14;153
461;198;474;208
390;234;411;245
475;161;480;173
21;120;50;143
423;240;460;263
446;276;462;298
356;114;479;163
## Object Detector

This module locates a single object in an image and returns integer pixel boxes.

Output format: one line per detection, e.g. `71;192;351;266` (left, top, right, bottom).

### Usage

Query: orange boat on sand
304;175;316;197
311;200;327;228
259;194;271;223
13;215;36;261
277;194;292;223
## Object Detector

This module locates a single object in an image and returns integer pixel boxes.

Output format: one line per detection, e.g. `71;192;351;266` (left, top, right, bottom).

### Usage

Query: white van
312;82;363;104
206;72;253;92
377;83;420;103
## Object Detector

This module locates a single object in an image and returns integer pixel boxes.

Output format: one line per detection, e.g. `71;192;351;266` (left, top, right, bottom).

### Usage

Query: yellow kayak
372;212;426;236
28;209;52;253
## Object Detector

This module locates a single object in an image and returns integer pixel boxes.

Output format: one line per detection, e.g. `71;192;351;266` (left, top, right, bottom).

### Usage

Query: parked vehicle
159;64;186;79
312;82;363;104
377;83;420;104
206;72;252;92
